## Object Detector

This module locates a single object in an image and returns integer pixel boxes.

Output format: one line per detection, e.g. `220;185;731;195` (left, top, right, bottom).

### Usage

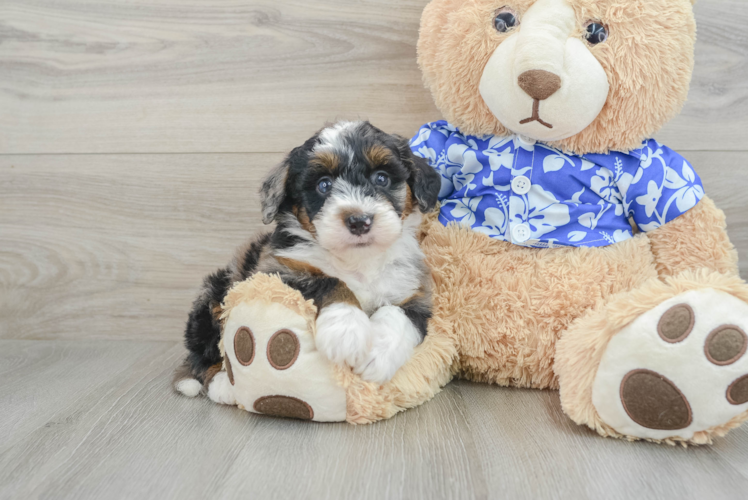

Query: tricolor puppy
175;121;441;400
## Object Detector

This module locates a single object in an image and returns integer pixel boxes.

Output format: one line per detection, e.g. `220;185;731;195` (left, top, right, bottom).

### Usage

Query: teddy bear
207;0;748;445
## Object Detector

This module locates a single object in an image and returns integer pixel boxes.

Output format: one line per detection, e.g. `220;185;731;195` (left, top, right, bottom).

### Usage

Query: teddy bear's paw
222;299;347;422
315;303;372;369
355;306;422;384
592;289;748;441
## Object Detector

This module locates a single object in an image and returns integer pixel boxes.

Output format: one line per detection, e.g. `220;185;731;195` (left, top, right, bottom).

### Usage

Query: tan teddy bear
193;0;748;445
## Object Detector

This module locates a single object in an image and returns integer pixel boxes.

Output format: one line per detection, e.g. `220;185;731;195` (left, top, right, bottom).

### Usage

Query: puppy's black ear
395;135;441;212
260;155;292;224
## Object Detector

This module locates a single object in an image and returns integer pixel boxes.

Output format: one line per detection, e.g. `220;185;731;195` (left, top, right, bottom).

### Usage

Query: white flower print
483;136;514;171
543;152;576;173
475;206;508;238
568;231;587;242
636;180;663;218
589;168;625;216
415;145;437;165
410;127;432;148
447;144;483;194
444;197;482;227
523;185;571;238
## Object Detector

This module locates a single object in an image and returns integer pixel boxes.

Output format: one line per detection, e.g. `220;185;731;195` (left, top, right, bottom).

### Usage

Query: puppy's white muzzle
315;180;402;253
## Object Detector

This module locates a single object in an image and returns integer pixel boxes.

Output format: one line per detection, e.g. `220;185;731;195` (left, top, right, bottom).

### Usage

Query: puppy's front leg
356;301;427;384
315;282;372;370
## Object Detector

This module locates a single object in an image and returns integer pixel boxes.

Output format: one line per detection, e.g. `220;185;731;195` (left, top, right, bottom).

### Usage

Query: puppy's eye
494;7;518;33
585;22;608;45
372;172;390;188
317;177;333;195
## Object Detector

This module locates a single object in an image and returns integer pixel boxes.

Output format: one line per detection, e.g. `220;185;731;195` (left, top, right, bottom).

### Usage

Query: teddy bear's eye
585;22;609;45
494;8;519;33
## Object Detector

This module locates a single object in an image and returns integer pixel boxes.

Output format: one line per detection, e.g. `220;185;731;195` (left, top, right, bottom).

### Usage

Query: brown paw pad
267;330;300;370
705;325;747;366
234;327;256;366
727;375;748;405
225;357;235;386
253;395;314;420
658;304;694;343
620;369;692;430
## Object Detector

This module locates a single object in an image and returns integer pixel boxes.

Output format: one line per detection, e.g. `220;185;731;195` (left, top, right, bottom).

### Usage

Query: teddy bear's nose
518;70;562;100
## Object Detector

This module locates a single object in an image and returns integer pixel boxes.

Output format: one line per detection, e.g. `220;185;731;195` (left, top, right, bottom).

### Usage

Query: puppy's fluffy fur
175;121;441;397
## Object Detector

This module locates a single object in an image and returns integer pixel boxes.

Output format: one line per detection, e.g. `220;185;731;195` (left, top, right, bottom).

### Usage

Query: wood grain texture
1;341;746;500
456;380;748;500
3;151;748;342
2;1;748;498
0;341;486;500
1;0;746;154
0;153;278;341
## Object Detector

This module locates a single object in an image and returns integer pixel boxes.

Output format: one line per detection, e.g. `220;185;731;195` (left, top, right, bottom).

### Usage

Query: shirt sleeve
616;140;705;232
409;121;456;200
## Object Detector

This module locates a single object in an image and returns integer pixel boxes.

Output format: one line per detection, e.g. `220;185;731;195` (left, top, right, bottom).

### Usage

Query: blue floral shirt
410;121;705;248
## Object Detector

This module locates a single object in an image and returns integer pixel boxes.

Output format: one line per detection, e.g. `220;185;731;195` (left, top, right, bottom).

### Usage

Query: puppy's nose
346;214;373;236
518;70;562;100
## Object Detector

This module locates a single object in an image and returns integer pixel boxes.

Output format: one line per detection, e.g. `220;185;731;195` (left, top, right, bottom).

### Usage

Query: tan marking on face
310;150;340;172
293;205;317;235
365;144;394;167
275;256;324;276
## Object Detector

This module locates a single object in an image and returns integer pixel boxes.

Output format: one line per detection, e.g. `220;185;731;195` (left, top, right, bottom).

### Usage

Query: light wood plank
2;0;746;155
1;341;746;500
0;340;174;453
0;154;279;341
657;0;748;151
0;341;486;500
455;380;748;500
0;0;437;155
3;151;748;342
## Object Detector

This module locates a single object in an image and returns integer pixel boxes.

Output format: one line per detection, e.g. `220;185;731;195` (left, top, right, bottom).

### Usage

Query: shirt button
512;223;531;243
511;176;531;195
517;135;537;148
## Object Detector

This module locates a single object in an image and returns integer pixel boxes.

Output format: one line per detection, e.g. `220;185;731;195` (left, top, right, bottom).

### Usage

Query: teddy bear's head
418;0;696;154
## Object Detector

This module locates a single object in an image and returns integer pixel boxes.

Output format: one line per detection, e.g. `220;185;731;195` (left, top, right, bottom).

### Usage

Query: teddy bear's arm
646;196;739;277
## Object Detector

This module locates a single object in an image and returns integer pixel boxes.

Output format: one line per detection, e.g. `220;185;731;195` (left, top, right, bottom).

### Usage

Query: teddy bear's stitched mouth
519;99;553;129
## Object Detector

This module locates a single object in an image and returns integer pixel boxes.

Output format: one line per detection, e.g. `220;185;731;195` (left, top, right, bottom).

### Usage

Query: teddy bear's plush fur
200;0;748;445
419;0;697;154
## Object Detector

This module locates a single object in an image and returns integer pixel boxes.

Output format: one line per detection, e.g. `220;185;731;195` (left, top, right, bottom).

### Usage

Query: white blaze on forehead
314;121;363;156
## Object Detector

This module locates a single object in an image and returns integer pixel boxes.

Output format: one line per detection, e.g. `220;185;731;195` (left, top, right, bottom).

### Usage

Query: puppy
174;121;441;401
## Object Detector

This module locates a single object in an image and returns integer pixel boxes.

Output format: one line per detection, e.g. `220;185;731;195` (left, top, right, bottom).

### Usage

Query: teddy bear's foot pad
220;299;347;422
593;289;748;441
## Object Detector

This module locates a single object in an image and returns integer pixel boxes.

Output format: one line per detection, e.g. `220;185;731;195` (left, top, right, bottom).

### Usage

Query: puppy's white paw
315;303;372;369
356;306;422;384
176;378;202;398
207;371;237;406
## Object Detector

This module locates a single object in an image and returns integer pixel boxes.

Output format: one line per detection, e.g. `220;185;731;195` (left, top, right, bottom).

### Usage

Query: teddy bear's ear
393;135;441;213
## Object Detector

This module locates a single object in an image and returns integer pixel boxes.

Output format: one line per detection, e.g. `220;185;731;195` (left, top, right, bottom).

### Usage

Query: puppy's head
261;121;440;253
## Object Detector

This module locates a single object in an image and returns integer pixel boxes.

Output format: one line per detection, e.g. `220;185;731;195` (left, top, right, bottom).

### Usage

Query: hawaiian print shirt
410;121;705;248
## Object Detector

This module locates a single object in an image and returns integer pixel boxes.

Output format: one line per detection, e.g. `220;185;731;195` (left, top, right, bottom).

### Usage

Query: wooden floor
2;1;748;498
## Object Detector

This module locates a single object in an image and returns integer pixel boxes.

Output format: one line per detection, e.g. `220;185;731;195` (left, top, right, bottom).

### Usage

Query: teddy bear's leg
219;274;348;422
555;270;748;444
